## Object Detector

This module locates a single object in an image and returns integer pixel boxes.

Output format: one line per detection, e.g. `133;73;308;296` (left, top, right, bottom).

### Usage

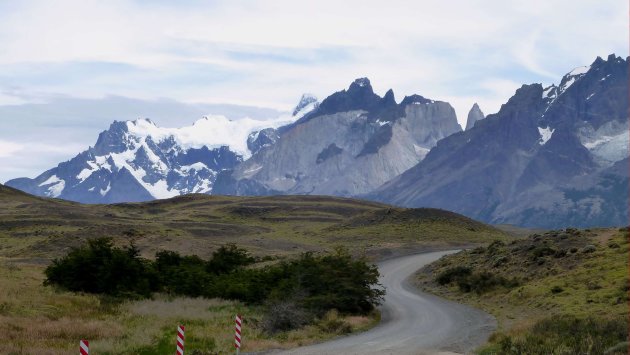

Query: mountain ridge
370;54;629;228
212;78;462;197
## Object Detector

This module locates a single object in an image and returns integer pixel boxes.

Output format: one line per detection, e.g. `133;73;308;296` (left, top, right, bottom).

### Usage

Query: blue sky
0;0;627;182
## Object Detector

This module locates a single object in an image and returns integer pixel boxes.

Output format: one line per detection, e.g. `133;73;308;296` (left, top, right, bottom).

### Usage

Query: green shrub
486;240;505;255
206;244;255;274
550;285;563;294
530;246;556;259
435;266;517;294
436;266;472;285
155;251;214;297
44;238;158;297
457;272;518;294
269;249;384;316
317;310;352;334
44;240;384;330
262;299;311;334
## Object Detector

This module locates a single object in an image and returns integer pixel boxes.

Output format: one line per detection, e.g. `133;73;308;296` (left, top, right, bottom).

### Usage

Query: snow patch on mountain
542;85;558;99
557;66;590;95
126;115;298;159
179;162;209;172
538;127;554;145
100;183;111;197
38;175;65;197
568;65;590;76
582;132;629;164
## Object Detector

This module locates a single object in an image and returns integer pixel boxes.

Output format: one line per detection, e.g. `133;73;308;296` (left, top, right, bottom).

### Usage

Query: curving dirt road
275;250;496;355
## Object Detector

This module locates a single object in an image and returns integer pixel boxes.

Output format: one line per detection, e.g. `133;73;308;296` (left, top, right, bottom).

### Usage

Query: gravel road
274;250;496;355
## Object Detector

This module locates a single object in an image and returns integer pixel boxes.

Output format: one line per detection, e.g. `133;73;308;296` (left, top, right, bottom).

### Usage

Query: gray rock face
213;79;462;196
247;128;280;155
465;103;485;130
371;54;629;228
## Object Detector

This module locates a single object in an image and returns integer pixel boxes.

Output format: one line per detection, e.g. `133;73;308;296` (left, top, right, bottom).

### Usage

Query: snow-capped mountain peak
7;108;305;203
292;93;319;117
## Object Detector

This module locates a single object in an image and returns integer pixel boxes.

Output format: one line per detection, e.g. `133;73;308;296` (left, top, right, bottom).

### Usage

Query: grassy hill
0;186;507;261
416;227;628;354
0;185;508;354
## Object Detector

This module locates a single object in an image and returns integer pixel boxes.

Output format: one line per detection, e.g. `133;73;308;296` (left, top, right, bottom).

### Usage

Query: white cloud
0;0;626;179
0;139;89;181
0;140;23;158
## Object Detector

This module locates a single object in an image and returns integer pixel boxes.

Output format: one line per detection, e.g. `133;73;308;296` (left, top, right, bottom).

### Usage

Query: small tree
206;244;255;274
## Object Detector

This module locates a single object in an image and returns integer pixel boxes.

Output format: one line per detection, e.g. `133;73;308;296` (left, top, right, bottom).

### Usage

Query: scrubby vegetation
436;265;519;294
44;238;384;333
417;227;629;354
481;315;628;355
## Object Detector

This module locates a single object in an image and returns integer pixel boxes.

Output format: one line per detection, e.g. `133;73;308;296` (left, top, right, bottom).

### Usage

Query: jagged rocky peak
465;103;485;130
381;89;397;107
93;120;134;155
316;77;382;116
400;94;433;106
292;93;319;116
552;54;624;98
350;77;372;90
346;77;380;102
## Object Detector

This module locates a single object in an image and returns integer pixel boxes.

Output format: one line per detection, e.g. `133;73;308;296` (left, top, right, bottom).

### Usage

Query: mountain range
6;54;628;228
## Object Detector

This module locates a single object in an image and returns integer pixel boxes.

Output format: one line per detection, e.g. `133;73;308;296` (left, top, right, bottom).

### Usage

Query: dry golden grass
0;315;123;352
0;259;124;354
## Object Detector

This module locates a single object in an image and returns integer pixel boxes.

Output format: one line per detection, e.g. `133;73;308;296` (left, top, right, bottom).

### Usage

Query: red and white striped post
79;339;89;355
176;325;185;355
235;314;243;354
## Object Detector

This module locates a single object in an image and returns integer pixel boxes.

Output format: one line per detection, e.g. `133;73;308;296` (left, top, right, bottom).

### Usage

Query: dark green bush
44;239;384;327
436;266;472;285
550;285;563;294
435;266;518;294
456;272;518;294
530;246;556;259
206;244;255;274
155;251;214;297
44;238;158;297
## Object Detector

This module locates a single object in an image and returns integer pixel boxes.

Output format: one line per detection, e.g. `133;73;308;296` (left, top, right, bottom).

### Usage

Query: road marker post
79;339;89;355
235;314;243;354
176;325;185;355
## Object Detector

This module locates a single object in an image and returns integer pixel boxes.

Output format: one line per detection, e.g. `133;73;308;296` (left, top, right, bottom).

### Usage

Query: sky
0;0;627;182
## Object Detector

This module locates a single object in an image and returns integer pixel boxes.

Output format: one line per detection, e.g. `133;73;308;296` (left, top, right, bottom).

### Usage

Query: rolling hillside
416;227;628;354
0;184;508;354
0;184;507;261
